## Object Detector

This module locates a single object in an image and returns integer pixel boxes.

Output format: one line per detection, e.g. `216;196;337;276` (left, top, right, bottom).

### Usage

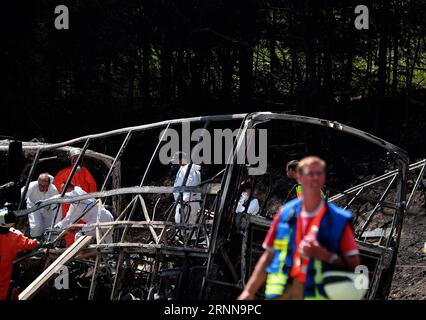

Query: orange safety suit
54;166;97;247
0;231;38;300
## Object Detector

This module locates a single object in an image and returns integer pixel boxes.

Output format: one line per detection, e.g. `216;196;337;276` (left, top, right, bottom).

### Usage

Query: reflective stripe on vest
296;185;303;199
305;259;328;300
296;184;326;200
265;200;332;300
265;203;295;297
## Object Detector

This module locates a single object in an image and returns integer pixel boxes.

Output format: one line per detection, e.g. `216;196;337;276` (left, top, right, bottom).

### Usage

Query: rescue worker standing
172;152;201;226
54;149;97;246
21;173;60;238
285;160;302;201
0;209;39;300
238;156;360;300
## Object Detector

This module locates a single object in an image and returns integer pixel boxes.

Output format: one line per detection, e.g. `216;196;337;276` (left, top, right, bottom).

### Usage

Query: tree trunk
238;46;253;109
362;33;373;98
302;4;318;114
190;49;203;107
409;37;422;90
220;47;233;107
238;0;255;110
127;55;135;109
377;4;389;97
142;40;152;110
269;8;278;100
175;48;186;103
405;35;411;90
160;29;172;106
391;35;399;94
322;6;334;105
289;6;298;96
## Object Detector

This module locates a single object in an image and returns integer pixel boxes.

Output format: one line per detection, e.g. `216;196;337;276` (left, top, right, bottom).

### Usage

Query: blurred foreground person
238;156;360;300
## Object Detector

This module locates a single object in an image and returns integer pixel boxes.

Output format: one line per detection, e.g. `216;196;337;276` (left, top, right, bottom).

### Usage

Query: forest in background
1;0;426;156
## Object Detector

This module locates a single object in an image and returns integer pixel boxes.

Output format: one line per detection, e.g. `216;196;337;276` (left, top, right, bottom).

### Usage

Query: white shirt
236;192;260;215
173;164;201;202
300;200;325;218
21;179;59;209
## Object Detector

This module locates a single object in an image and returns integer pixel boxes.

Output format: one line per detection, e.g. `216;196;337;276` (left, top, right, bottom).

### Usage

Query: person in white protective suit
172;152;202;226
21;173;60;238
53;184;114;243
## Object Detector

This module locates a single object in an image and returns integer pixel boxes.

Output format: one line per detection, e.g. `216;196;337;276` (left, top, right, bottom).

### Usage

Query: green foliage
1;0;425;140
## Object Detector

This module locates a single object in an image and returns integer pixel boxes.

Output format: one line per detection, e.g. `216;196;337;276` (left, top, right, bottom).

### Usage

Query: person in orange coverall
53;148;97;247
0;209;39;300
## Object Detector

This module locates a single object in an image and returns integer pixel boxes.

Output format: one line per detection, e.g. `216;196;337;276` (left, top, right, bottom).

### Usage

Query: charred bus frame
12;112;425;300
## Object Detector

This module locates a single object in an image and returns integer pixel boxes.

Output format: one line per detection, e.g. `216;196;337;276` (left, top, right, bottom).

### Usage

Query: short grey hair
38;173;51;184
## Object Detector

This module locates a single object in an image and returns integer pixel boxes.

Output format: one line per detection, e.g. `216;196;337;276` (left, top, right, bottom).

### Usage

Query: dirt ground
389;182;426;300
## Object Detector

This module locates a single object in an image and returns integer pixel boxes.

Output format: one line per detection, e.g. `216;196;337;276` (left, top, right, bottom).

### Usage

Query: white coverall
173;164;201;225
236;192;260;215
21;179;60;237
54;186;114;243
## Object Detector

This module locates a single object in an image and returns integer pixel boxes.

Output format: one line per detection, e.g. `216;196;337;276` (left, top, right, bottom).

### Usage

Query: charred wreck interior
1;112;424;300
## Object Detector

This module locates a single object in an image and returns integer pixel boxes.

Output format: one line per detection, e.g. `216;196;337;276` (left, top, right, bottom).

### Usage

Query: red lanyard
290;203;327;283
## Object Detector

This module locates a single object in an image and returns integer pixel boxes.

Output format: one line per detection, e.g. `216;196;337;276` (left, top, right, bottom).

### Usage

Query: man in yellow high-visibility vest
286;160;326;202
285;160;302;201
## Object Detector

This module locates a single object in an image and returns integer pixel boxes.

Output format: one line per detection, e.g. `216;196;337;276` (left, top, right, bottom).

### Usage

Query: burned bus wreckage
1;112;425;300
